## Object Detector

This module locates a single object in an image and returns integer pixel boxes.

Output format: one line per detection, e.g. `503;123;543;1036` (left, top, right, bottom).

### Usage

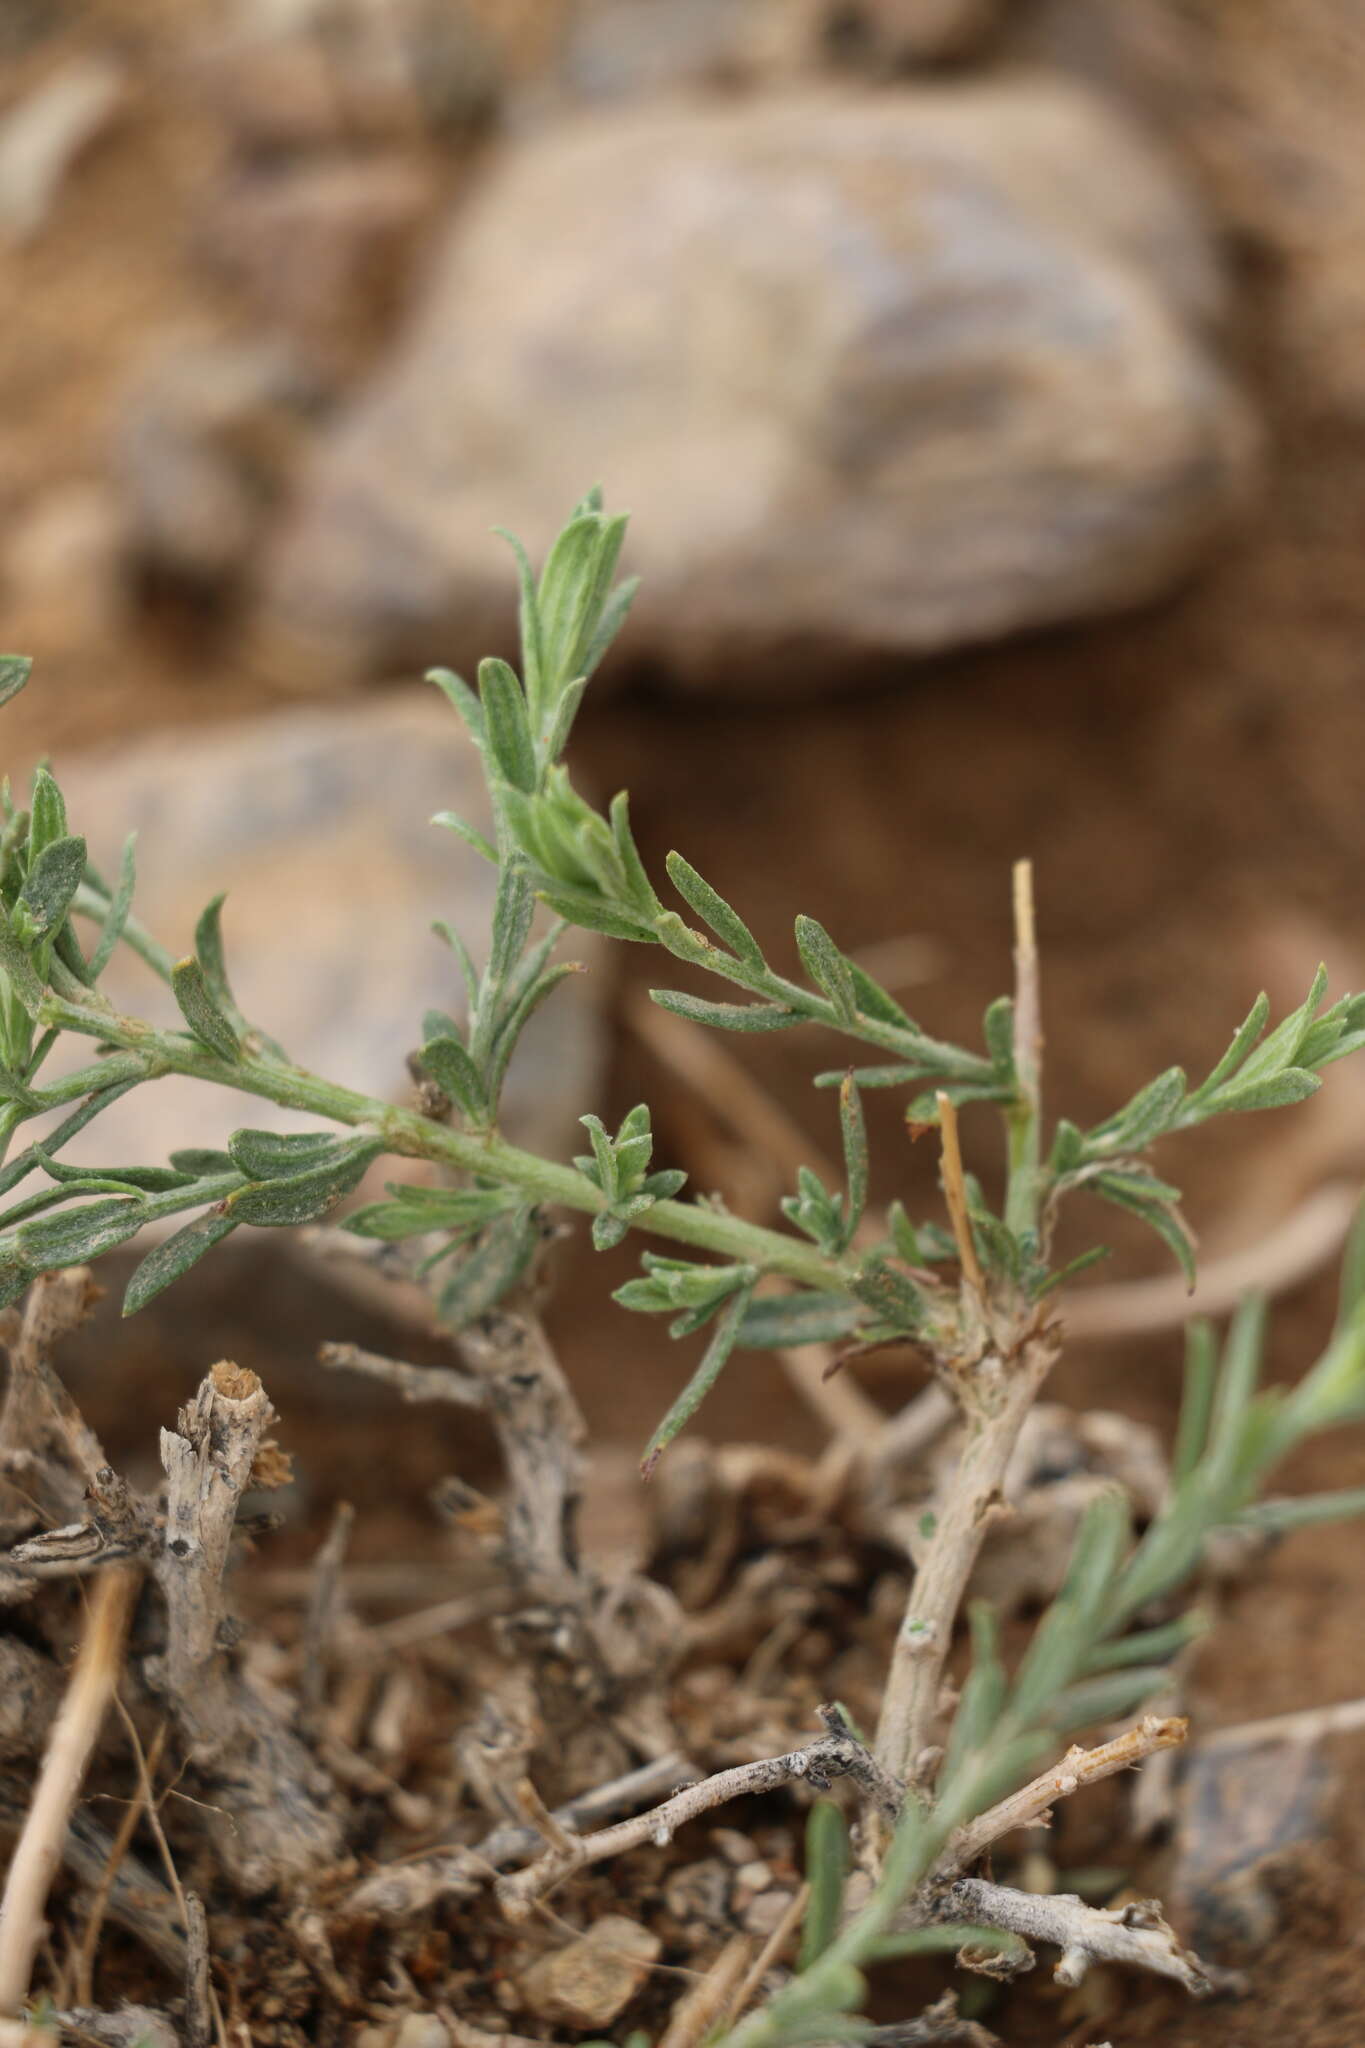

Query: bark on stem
874;1331;1059;1782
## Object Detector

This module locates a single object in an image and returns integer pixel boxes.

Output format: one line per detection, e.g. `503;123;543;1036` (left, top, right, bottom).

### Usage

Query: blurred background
3;0;1365;1843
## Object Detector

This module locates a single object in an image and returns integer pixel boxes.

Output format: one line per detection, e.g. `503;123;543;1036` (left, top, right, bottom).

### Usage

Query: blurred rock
2;480;129;655
1171;1720;1336;1956
198;156;439;369
189;0;501;155
765;0;1013;74
48;694;607;1176
264;81;1255;694
0;53;125;241
518;1914;660;2028
555;0;758;101
116;337;321;589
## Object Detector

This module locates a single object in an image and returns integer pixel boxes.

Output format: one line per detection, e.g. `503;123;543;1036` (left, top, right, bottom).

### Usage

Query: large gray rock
44;695;607;1178
263;79;1255;693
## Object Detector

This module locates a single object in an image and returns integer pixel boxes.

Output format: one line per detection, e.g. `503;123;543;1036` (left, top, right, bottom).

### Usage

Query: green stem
37;995;845;1293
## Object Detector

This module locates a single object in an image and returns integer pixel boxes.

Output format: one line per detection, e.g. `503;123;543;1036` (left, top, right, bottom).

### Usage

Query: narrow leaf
794;914;857;1022
171;956;241;1062
0;655;33;709
123;1212;239;1314
799;1802;850;1968
420;1035;490;1123
227;1139;383;1226
19;835;86;935
227;1128;349;1180
650;989;801;1032
479;657;537;793
665;852;765;968
641;1281;754;1478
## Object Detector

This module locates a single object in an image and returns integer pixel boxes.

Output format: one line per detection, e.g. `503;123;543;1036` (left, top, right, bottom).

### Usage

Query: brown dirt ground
5;2;1365;2041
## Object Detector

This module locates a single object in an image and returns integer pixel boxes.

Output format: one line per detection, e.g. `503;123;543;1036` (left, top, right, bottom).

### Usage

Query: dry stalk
874;1326;1059;1783
71;1719;168;2006
938;1877;1225;1996
348;1749;694;1919
496;1710;902;1920
0;1564;139;2015
934;1096;984;1303
935;1714;1188;1879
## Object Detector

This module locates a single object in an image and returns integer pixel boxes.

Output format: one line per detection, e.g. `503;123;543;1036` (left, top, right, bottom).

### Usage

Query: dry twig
0;1564;139;2015
497;1709;901;1919
936;1715;1189;1879
939;1877;1226;1996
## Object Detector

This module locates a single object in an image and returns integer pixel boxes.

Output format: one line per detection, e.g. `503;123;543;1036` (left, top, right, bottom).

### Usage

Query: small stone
197;156;439;370
265;80;1254;695
392;2018;448;2048
116;336;321;588
1171;1724;1336;1956
712;1827;761;1867
734;1859;774;1894
518;1915;661;2029
0;54;125;240
741;1887;797;1937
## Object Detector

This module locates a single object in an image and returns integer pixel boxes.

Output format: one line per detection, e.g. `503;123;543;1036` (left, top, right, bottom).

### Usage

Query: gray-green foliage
2;497;1364;1408
7;501;1365;2043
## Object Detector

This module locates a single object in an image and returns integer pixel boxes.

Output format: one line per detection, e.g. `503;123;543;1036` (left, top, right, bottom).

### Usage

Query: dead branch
184;1893;212;2048
864;1991;1000;2046
496;1710;902;1919
348;1749;695;1919
0;1269;107;1539
72;1719;168;2006
0;1564;139;2015
938;1877;1227;1996
299;1501;354;1724
317;1341;486;1408
153;1361;341;1892
936;1715;1189;1879
874;1328;1060;1783
657;1934;753;2048
935;1096;985;1302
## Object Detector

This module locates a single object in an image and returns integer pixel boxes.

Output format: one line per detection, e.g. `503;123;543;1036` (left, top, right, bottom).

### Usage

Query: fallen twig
348;1750;695;1919
72;1719;168;2006
0;1564;139;2014
938;1877;1228;1996
497;1709;902;1919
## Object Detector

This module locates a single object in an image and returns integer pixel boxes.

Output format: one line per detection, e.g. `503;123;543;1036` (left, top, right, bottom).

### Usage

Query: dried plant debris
6;497;1365;2044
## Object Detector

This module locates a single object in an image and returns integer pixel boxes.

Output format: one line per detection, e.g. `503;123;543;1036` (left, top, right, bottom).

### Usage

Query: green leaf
168;1147;235;1176
436;1202;540;1329
982;995;1015;1078
495;528;546;720
1092;1066;1186;1152
17;1195;147;1266
227;1128;351;1179
799;1802;850;1968
733;1291;863;1348
427;666;485;747
123;1212;239;1314
536;888;657;943
537;508;628;691
664;852;765;968
27;767;68;860
1239;1486;1365;1536
87;833;137;979
19;835;86;936
0;905;48;1017
838;1075;868;1240
1194;991;1270;1098
346;1182;517;1241
479;657;537;793
641;1280;755;1477
431;811;498;865
1172;1319;1217;1483
1211;1067;1321;1115
171;956;241;1062
1093;1170;1195;1286
580;573;638;684
488;867;535;987
650;989;801;1031
0;655;33;709
846;958;913;1030
227;1138;383;1227
420;1035;490;1124
34;1145;189;1193
1230;965;1327;1090
794;914;857;1023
